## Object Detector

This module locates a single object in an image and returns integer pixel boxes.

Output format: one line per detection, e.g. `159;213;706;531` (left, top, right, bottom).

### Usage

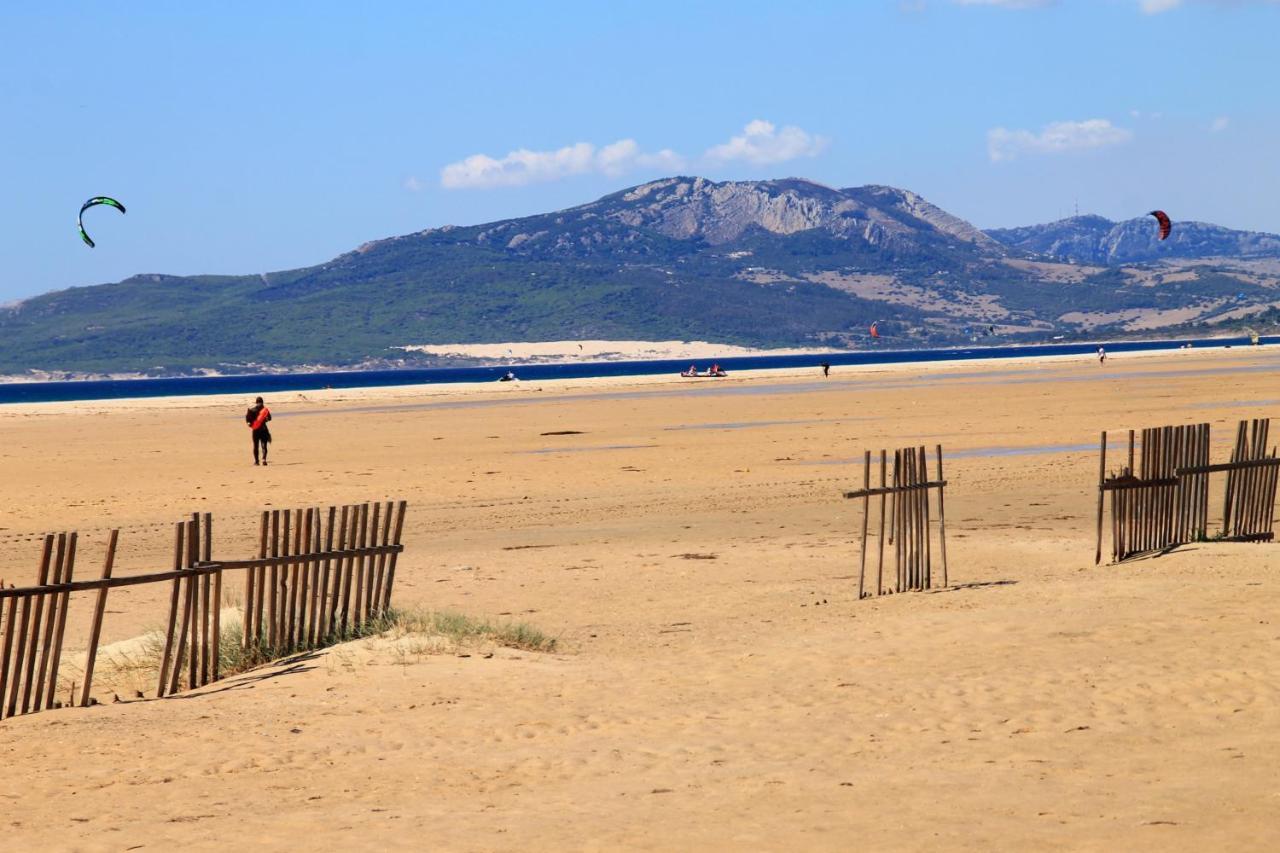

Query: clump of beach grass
89;606;557;699
378;606;558;653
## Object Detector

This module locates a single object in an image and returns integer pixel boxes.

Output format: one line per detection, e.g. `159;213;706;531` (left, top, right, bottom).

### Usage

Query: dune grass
96;606;557;697
379;607;558;653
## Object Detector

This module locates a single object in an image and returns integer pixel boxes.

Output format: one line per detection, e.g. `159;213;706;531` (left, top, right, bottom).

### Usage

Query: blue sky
2;0;1277;301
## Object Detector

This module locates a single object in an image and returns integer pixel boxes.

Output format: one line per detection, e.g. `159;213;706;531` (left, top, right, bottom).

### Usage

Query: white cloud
948;0;1276;15
951;0;1054;7
403;175;425;192
703;120;828;166
1138;0;1279;13
987;118;1133;162
1210;115;1230;132
439;140;692;190
595;140;687;176
440;142;593;189
440;119;827;189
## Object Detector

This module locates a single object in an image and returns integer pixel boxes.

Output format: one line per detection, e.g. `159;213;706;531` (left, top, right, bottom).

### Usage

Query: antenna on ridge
1074;197;1079;217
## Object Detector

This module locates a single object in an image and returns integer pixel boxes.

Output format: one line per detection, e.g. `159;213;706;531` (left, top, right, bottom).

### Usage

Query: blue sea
0;336;1273;405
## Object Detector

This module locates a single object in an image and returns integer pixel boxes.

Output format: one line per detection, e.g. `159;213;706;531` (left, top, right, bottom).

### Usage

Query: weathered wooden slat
356;502;371;625
353;504;367;627
206;513;219;683
876;451;887;596
894;450;903;593
157;524;184;698
0;546;402;604
1100;478;1179;492
381;501;408;612
857;451;869;600
0;581;17;719
181;517;198;693
319;505;339;640
284;509;299;650
372;501;393;617
935;444;948;588
1095;431;1107;564
44;532;79;709
32;533;68;713
303;508;318;646
199;516;212;687
169;521;196;696
268;510;280;652
294;507;309;647
365;503;378;623
339;506;357;635
330;505;350;637
26;534;63;714
842;480;947;500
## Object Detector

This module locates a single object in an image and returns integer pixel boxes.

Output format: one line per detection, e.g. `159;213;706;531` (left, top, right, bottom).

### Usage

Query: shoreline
0;332;1265;390
1;340;1272;417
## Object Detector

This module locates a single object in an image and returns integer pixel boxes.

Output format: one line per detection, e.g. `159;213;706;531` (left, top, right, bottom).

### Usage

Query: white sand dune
397;338;830;361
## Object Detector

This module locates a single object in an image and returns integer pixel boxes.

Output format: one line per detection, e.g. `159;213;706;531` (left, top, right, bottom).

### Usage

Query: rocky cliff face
582;176;1004;253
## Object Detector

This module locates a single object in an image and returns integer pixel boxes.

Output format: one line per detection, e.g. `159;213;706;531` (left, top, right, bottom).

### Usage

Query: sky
2;0;1278;302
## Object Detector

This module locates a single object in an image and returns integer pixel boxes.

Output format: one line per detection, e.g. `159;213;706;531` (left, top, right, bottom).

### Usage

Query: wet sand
1;346;1278;850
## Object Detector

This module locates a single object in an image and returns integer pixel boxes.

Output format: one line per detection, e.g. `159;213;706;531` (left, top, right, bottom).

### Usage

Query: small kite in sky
78;196;126;248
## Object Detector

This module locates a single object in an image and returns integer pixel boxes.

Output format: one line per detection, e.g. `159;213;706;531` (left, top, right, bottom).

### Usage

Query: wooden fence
844;445;948;598
0;500;406;721
1095;423;1210;563
1096;419;1279;562
1221;419;1280;542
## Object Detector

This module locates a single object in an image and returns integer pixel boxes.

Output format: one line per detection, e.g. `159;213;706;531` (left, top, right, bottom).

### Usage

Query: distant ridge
986;215;1280;265
2;176;1279;376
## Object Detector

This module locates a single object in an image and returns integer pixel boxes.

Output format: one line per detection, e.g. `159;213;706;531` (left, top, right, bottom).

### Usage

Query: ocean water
0;336;1272;405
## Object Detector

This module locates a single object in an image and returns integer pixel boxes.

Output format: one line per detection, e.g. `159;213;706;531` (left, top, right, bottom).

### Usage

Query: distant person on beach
820;361;830;377
499;370;516;382
245;396;272;465
1097;346;1106;365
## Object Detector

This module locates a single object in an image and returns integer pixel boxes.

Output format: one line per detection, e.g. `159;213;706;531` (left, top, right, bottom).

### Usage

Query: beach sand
1;346;1278;850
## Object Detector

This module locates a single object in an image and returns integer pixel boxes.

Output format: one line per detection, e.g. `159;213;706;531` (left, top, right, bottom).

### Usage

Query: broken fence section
844;444;949;598
1221;419;1280;543
0;500;407;721
1096;419;1279;563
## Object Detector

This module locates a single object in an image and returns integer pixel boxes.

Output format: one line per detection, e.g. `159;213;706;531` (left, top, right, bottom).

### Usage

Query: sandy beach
1;345;1279;851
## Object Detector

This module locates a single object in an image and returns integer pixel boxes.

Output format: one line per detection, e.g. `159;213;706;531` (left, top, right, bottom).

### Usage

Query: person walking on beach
1097;346;1106;365
820;360;830;377
245;396;272;465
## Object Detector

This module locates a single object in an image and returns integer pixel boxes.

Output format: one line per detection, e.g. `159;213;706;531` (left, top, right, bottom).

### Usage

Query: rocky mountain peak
566;176;1004;252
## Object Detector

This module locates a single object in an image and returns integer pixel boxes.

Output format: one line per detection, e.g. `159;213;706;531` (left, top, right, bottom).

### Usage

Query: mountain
987;215;1280;265
3;177;1280;376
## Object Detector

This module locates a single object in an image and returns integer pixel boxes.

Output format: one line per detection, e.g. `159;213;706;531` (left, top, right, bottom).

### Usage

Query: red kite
1149;210;1172;241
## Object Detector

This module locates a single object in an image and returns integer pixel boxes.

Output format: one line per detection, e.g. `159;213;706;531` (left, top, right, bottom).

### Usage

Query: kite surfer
245;396;272;465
